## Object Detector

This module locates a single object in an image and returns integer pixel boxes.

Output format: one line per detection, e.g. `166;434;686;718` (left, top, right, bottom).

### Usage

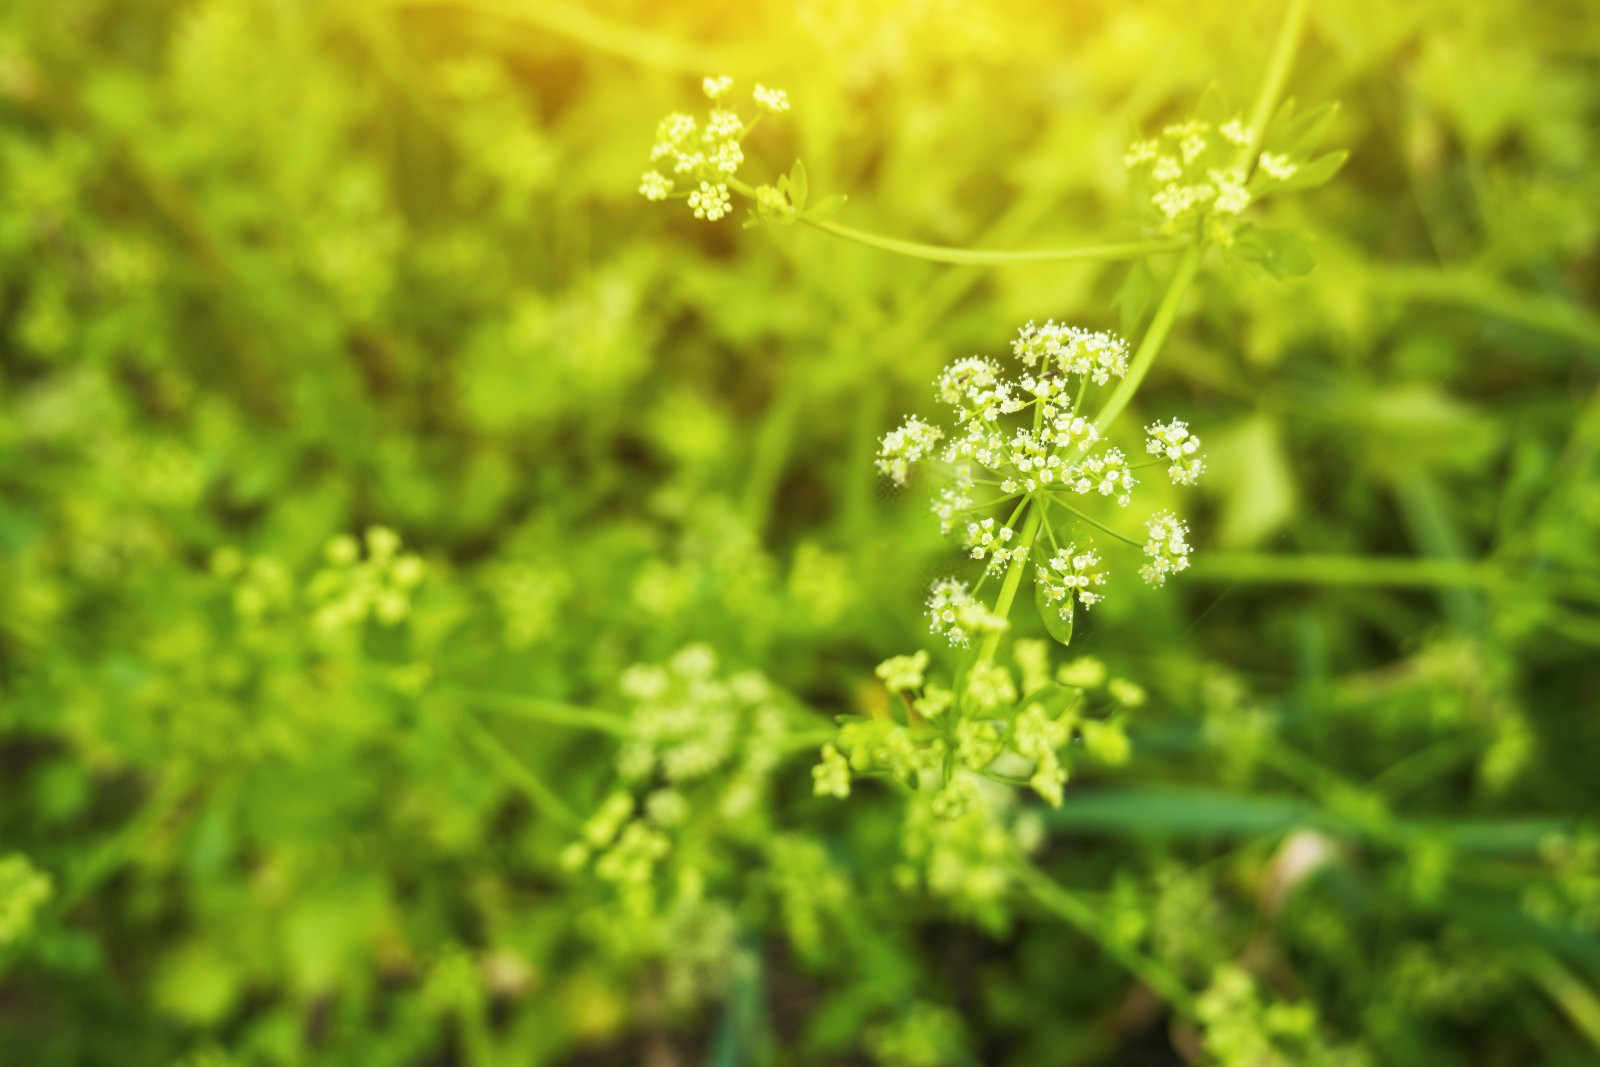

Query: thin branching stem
800;215;1190;266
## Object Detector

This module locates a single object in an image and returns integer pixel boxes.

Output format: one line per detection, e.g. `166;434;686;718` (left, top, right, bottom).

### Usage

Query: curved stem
975;504;1041;666
1092;242;1203;434
800;215;1189;266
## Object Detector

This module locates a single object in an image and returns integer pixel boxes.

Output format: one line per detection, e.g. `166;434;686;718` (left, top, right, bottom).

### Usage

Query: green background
1;0;1597;1063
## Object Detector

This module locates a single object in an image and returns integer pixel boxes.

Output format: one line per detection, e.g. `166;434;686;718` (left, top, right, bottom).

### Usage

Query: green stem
1092;242;1203;434
1235;0;1311;172
1523;949;1600;1054
1014;860;1195;1016
800;215;1189;266
975;504;1041;666
1092;0;1309;435
457;713;583;828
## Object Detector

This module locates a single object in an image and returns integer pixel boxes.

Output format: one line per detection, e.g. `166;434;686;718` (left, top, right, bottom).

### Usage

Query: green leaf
1034;578;1074;647
1232;225;1316;278
787;160;808;212
1265;99;1341;157
1273;149;1349;193
1283;101;1342;156
804;193;847;220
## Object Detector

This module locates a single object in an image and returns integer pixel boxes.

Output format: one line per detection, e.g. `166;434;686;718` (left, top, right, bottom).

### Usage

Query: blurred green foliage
1;0;1598;1064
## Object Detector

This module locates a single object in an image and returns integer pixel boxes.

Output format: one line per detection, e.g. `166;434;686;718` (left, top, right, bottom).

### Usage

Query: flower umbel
640;76;792;222
1140;511;1193;587
879;321;1203;644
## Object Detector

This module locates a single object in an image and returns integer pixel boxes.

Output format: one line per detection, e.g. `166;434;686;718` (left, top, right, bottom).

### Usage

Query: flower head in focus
877;321;1205;643
640;76;793;222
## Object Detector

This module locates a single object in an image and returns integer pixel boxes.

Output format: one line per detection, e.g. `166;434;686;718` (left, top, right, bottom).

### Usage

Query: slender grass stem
1013;861;1195;1016
1523;950;1600;1054
457;713;583;829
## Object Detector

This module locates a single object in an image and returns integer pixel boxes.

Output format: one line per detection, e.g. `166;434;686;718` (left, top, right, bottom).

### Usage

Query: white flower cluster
927;577;1008;647
1125;115;1302;234
963;516;1019;574
908;327;1135;505
1011;320;1130;384
1140;511;1193;586
1145;418;1205;485
752;84;789;113
639;76;791;221
687;180;732;221
878;322;1203;638
1036;544;1107;621
876;415;944;486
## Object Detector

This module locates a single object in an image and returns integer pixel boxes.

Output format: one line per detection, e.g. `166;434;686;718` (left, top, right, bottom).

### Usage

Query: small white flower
1123;139;1159;168
1145;419;1205;485
709;139;744;175
1220;117;1250;146
703;108;743;141
1259;151;1299;180
1036;544;1108;616
753;84;790;113
876;415;944;486
1140;511;1192;586
687;181;732;221
638;170;673;201
926;577;1006;647
702;74;733;99
653;112;696;159
1209;167;1251;215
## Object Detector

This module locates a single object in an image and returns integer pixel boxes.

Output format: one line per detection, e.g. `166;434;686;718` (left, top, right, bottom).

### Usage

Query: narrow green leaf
1232;224;1316;278
1275;149;1349;193
787;159;808;212
1035;579;1074;647
804;193;847;220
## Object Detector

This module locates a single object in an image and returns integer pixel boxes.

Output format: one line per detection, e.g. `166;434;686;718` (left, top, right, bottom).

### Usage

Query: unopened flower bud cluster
306;525;426;632
566;645;793;887
813;642;1137;811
